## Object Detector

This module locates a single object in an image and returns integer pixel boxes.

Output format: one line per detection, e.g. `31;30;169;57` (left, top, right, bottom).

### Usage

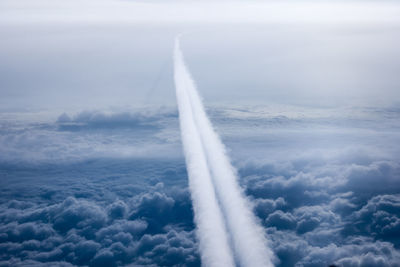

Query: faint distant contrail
174;38;275;267
174;39;235;267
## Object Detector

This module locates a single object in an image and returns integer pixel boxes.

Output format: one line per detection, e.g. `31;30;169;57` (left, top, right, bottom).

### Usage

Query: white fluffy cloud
0;104;399;266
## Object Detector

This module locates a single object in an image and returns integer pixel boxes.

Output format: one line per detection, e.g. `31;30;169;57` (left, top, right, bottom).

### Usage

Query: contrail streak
174;39;236;267
174;38;275;267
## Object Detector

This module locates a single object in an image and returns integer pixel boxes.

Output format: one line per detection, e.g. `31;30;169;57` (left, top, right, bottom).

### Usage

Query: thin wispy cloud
174;39;235;267
174;38;274;266
1;1;399;266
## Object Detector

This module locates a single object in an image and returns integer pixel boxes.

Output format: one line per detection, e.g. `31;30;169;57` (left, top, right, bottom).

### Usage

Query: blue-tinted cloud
0;188;198;266
1;105;400;266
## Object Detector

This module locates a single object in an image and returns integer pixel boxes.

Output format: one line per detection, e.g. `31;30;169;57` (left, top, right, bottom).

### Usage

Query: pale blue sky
1;0;400;111
1;2;400;266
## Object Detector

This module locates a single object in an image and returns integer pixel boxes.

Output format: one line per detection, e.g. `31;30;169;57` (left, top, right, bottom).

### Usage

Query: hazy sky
1;1;400;267
1;0;400;111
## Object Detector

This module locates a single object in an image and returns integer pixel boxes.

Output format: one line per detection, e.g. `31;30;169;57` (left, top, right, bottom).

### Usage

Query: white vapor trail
174;38;275;267
173;39;236;267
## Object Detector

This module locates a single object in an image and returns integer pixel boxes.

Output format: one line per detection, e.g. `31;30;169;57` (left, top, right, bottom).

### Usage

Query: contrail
174;38;275;267
174;39;236;267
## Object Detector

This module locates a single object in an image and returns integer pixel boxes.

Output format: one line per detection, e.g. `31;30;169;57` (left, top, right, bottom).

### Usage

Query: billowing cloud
0;109;181;164
1;100;399;266
0;187;199;266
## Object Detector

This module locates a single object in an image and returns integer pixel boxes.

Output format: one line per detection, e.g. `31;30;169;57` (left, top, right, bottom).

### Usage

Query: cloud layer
0;104;399;266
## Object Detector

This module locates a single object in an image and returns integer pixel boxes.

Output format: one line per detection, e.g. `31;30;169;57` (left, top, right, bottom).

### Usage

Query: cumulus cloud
0;109;181;163
56;110;177;131
240;153;400;266
0;179;199;267
0;167;399;267
1;103;400;266
344;194;400;245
